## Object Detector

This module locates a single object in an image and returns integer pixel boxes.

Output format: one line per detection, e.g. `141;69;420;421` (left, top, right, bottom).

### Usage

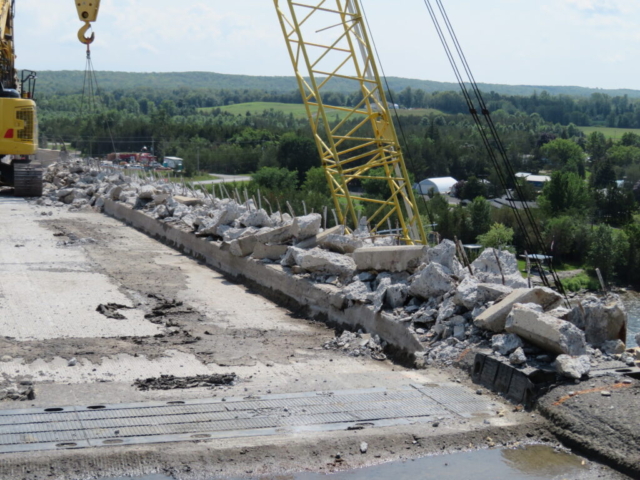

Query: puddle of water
622;293;639;348
101;446;591;480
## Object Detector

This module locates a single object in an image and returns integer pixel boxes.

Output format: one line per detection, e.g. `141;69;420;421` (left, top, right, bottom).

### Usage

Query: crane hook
78;22;95;45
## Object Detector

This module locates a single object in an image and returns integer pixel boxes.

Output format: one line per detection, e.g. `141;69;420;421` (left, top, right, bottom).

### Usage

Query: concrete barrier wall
103;199;424;361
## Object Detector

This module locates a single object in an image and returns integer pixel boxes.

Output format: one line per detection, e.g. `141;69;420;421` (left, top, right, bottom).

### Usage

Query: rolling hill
32;70;640;98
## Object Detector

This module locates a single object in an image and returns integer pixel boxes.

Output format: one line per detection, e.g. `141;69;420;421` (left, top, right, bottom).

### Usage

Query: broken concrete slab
229;235;258;257
294;247;357;278
555;354;591;379
174;195;204;207
255;225;294;245
343;281;373;304
252;243;289;261
471;248;528;288
239;208;273;228
292;213;322;240
453;276;480;309
138;185;157;200
426;239;457;273
505;304;587;356
353;245;427;273
492;333;524;356
409;262;455;300
319;233;364;254
295;225;345;250
568;294;627;347
476;283;513;303
474;287;563;333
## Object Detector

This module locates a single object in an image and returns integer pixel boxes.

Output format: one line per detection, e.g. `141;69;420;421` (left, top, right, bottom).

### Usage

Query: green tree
276;134;320;184
460;176;487;200
608;145;640;166
468;196;492;240
538;171;591;217
543;216;577;262
586;225;627;282
477;223;514;249
585;131;608;162
540;138;586;177
302;167;331;197
252;167;298;192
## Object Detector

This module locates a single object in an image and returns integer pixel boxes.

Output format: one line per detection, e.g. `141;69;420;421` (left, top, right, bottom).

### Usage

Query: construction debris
37;160;632;389
134;374;237;391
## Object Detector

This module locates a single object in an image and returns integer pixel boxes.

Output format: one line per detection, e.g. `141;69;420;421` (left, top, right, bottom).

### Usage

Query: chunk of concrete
353;245;427;273
255;225;294;245
292;213;322;240
471;248;528;288
453;276;480;309
509;347;527;365
138;185;157;200
109;186;123;201
474;287;563;333
239;208;273;228
343;281;372;304
295;248;356;278
295;225;345;249
319;234;365;254
252;243;289;261
505;304;587;355
229;235;257;257
601;339;626;355
409;262;455;300
426;239;457;273
568;294;627;347
476;283;513;303
174;195;204;207
555;355;591;379
198;202;245;236
492;333;524;356
386;282;409;309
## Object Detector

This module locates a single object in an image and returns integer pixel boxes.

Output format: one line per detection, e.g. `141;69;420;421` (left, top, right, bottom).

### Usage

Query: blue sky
16;0;640;90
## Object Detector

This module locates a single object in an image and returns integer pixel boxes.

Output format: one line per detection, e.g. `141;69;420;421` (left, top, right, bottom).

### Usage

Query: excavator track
13;162;43;197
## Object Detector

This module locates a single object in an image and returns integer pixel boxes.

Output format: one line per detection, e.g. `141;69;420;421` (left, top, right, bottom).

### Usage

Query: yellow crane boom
274;0;426;244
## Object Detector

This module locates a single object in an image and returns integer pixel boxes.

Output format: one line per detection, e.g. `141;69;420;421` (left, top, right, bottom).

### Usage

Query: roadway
0;195;547;479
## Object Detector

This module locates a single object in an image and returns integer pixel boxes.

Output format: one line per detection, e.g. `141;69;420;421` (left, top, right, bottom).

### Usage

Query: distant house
414;177;458;195
515;172;550;190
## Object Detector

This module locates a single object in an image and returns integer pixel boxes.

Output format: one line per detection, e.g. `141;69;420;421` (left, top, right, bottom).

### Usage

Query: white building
515;172;551;189
415;177;458;195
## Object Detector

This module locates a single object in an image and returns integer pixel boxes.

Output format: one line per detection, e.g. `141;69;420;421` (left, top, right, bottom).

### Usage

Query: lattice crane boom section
274;0;427;245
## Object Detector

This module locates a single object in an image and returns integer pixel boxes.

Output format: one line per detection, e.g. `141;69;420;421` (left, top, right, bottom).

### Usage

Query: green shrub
561;273;600;292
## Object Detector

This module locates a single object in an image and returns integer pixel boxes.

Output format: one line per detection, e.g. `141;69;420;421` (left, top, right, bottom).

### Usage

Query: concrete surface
0;196;629;480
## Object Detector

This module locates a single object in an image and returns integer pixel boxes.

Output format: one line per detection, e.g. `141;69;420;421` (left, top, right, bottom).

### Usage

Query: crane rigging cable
79;42;116;156
421;0;568;299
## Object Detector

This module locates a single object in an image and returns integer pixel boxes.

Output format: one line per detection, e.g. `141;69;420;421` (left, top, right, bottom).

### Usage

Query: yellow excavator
0;0;40;196
75;0;426;245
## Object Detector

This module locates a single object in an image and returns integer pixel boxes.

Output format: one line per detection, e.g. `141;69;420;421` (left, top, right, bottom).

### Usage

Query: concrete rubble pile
37;160;633;383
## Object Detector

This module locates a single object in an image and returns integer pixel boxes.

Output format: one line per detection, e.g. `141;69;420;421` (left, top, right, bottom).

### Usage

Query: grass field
198;102;442;120
578;126;640;140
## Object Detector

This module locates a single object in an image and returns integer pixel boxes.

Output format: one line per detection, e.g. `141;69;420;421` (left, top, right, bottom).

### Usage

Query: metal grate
16;108;34;141
0;384;495;453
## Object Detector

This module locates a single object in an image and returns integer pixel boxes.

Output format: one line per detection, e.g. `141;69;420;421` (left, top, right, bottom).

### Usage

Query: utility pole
197;147;200;175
